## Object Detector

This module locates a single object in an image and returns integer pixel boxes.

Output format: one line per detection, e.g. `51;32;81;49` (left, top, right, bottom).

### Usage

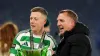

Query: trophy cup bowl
17;49;41;56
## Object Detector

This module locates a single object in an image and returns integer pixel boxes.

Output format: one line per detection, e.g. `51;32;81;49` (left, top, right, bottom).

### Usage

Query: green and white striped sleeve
10;32;22;56
46;34;58;56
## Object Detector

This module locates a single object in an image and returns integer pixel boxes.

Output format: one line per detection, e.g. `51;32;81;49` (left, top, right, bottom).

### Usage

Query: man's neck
32;29;44;36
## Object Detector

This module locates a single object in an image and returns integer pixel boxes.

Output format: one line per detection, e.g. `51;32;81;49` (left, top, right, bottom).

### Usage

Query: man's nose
57;21;61;26
30;19;35;24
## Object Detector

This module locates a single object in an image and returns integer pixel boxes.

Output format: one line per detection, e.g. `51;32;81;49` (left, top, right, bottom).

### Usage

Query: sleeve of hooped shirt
10;34;21;56
49;35;57;51
46;34;58;56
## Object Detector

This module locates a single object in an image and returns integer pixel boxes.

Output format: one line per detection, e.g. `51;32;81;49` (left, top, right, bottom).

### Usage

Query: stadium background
0;0;100;56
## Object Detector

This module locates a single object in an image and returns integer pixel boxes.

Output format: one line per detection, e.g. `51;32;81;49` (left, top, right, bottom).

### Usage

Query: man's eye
60;19;64;22
34;17;38;20
30;17;32;20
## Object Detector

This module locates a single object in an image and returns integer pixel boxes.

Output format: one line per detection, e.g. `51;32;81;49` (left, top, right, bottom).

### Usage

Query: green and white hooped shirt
10;29;57;56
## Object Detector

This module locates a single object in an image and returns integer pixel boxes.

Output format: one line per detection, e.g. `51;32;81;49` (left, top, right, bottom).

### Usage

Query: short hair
31;7;48;18
59;9;78;22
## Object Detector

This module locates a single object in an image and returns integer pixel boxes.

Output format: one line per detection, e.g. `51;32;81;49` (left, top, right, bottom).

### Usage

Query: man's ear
70;20;75;28
44;19;47;25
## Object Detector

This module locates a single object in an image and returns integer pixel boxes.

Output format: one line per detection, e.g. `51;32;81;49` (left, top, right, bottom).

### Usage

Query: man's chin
31;29;36;32
59;32;64;36
59;32;64;39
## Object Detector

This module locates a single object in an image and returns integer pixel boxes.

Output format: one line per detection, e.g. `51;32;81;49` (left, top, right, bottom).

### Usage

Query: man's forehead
57;13;67;19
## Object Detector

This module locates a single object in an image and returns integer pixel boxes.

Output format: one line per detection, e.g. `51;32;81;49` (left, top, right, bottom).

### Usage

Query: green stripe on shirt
10;48;17;54
20;36;50;46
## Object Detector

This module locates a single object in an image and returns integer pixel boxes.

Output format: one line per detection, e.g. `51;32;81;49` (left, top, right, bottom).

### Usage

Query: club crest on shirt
22;42;28;46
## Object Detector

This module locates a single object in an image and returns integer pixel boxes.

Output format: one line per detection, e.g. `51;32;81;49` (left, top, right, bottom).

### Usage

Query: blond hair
31;7;48;18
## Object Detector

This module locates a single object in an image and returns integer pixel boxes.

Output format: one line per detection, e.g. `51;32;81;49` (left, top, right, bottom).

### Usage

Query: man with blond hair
10;7;57;56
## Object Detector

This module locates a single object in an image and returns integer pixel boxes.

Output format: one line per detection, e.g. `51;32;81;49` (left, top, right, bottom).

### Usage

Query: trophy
16;49;41;56
16;31;47;56
16;46;48;56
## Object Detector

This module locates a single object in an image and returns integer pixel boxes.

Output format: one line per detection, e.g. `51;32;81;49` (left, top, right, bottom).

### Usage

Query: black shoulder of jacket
67;34;90;45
